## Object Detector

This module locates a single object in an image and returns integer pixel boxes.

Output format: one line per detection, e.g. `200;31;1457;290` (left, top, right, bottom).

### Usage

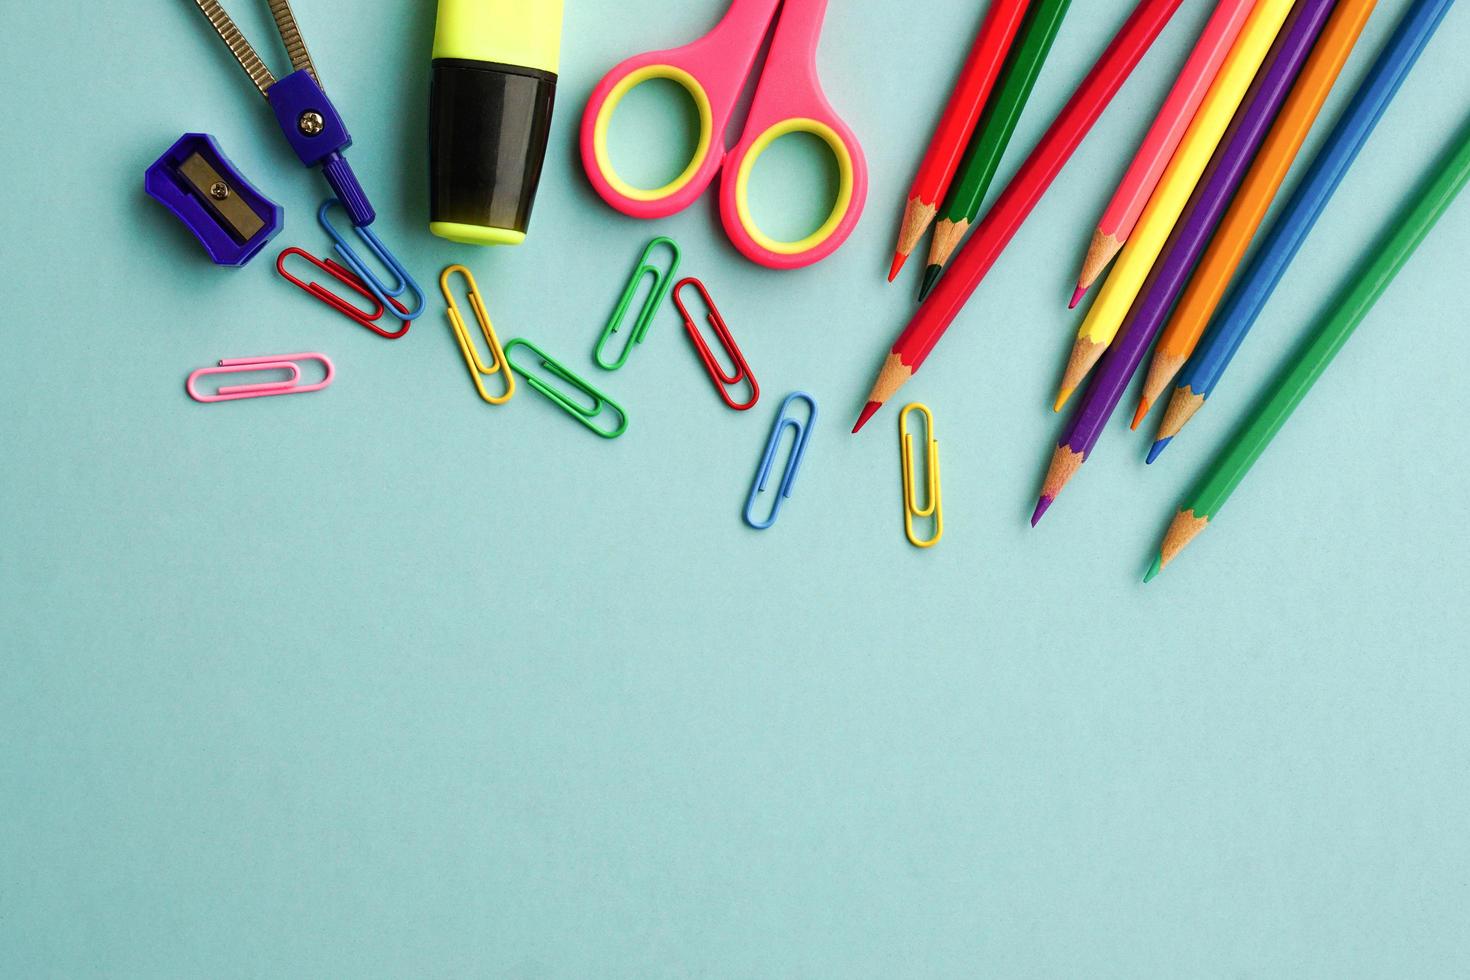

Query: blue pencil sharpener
145;133;283;267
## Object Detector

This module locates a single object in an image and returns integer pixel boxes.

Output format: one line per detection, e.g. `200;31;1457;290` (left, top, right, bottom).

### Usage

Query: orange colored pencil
888;0;1033;282
1131;0;1380;429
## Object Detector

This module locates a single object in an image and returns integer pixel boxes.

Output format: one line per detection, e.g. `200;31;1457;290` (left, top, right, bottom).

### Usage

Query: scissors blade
267;0;321;87
191;0;276;98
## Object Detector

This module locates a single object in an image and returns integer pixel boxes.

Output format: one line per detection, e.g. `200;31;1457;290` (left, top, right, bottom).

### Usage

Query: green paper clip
593;236;681;370
505;339;628;438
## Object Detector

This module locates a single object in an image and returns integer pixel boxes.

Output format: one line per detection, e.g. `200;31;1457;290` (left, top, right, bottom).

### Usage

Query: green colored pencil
1145;113;1470;582
918;0;1073;302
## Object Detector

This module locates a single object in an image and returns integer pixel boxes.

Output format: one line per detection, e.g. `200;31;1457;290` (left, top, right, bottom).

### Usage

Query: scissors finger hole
606;79;702;191
734;120;856;255
592;66;713;202
742;132;843;243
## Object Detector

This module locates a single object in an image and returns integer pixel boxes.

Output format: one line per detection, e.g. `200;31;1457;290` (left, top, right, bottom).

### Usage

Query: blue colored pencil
1148;0;1456;463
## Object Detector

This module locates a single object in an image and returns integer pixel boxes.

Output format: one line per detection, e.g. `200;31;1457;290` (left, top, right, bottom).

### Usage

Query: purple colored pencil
1031;0;1335;525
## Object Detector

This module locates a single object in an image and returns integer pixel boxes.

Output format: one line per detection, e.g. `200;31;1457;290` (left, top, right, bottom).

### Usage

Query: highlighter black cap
429;1;564;246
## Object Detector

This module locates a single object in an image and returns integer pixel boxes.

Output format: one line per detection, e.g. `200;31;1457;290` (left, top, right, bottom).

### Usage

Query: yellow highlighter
429;0;565;246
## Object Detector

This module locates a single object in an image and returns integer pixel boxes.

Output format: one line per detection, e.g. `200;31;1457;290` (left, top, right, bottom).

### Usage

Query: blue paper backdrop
3;0;1468;975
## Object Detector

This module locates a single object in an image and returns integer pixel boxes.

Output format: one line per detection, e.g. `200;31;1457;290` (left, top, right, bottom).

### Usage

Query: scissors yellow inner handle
593;65;715;202
733;119;856;255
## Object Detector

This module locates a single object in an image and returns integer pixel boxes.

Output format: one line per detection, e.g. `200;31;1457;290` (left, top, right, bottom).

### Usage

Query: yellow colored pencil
1053;0;1298;411
1131;0;1377;428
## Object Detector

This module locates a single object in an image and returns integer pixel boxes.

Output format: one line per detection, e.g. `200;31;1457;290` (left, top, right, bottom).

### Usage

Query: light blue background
3;0;1468;975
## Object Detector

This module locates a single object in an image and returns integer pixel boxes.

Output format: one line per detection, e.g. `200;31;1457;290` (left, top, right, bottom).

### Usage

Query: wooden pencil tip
1058;336;1102;410
1037;445;1084;519
917;265;942;303
887;252;907;282
1077;230;1122;300
1143;555;1162;583
1052;387;1074;413
1155;386;1206;443
892;197;937;277
852;401;882;434
1145;437;1171;465
1130;398;1150;431
1158;508;1209;574
1068;285;1086;310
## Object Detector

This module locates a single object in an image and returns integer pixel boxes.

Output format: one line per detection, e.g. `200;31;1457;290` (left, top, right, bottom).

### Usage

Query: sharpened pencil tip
852;401;881;434
917;265;941;302
1145;437;1171;464
1052;387;1074;413
1068;285;1086;309
887;252;907;282
1143;555;1162;583
1130;398;1150;430
1030;496;1053;527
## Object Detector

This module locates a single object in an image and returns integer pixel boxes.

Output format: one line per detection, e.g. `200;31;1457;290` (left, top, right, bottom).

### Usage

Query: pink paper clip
186;353;335;403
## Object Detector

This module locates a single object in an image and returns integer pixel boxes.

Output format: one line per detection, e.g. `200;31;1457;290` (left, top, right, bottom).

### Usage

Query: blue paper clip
744;392;817;530
318;199;425;320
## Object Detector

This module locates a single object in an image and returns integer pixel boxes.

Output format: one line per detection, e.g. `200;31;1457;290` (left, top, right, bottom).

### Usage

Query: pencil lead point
917;265;942;302
1143;555;1162;583
887;252;907;282
1130;398;1150;430
1030;496;1053;527
1068;285;1086;309
1052;387;1074;413
1145;437;1171;465
852;401;881;434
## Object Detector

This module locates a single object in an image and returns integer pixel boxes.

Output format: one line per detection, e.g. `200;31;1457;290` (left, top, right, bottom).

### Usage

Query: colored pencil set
887;0;1078;299
869;0;1466;579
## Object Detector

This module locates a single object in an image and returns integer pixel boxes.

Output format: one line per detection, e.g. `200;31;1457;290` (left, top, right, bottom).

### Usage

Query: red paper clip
672;277;759;411
276;247;412;339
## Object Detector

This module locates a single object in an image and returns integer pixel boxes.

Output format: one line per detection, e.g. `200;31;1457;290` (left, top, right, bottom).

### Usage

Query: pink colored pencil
1068;0;1255;308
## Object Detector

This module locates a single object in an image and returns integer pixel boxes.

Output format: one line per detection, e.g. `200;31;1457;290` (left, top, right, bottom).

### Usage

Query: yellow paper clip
440;264;515;405
899;403;942;548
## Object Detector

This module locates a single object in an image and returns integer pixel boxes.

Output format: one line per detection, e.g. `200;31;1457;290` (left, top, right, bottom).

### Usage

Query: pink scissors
580;0;867;270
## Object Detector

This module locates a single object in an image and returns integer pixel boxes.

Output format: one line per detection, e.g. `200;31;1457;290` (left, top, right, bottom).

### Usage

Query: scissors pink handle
716;0;867;269
579;0;867;270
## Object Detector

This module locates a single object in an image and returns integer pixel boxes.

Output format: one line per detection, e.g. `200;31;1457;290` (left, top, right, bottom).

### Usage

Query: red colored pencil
888;0;1034;283
856;0;1185;432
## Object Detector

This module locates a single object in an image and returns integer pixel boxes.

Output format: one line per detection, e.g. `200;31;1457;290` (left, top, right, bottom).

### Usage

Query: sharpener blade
178;152;266;242
145;133;283;267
